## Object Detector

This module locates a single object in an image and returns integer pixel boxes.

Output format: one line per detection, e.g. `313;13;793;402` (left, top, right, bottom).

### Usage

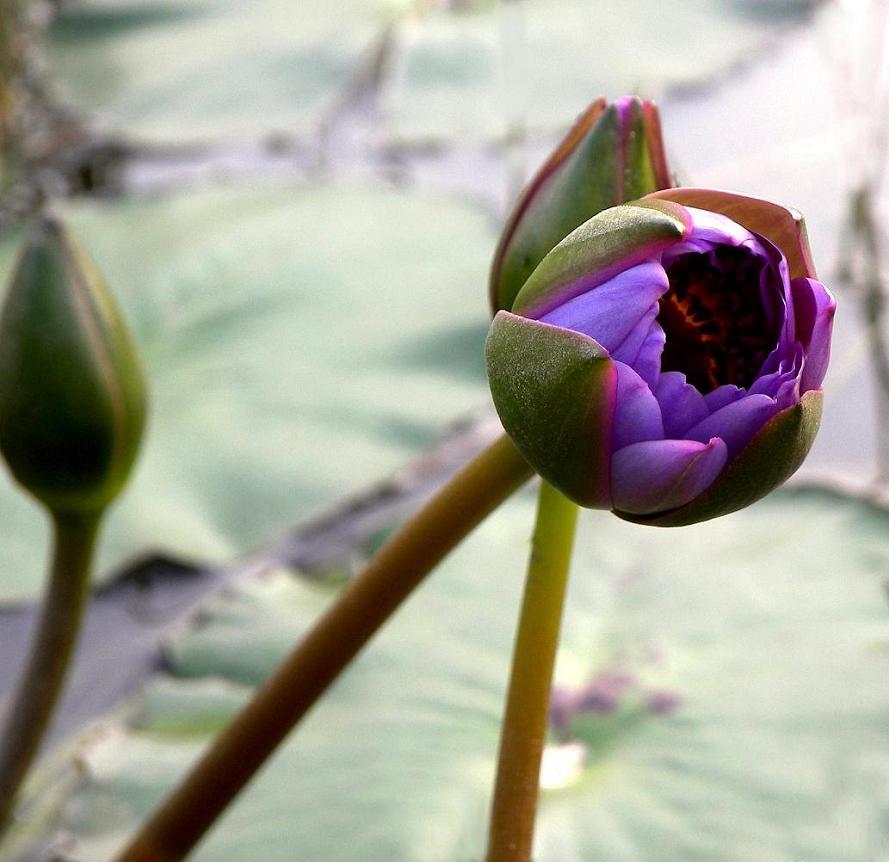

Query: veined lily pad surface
0;183;492;599
12;486;889;860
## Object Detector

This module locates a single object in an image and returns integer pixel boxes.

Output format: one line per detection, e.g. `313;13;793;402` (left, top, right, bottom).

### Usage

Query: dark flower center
657;246;777;393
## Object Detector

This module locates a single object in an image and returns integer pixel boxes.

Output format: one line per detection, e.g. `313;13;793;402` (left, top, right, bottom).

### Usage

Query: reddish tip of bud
489;98;609;313
489;96;674;315
641;101;671;191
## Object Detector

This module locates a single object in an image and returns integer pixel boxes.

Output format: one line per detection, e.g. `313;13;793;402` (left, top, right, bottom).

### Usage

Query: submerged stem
0;511;100;833
116;433;532;862
485;481;579;862
838;187;889;484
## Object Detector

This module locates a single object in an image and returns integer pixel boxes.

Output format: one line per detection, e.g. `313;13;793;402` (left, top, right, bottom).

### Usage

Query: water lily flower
490;95;671;314
486;189;834;526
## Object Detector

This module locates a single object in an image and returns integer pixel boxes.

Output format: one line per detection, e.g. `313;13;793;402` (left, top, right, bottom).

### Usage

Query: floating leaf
382;0;816;145
0;183;493;598
13;486;889;860
47;0;407;145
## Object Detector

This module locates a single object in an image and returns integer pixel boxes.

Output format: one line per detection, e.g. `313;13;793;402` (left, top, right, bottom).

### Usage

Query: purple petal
747;233;796;378
775;374;801;409
627;319;665;388
539;262;667;362
749;345;803;403
660;207;758;260
613;94;635;128
703;384;745;413
655;371;708;438
755;234;793;350
609;300;661;370
791;276;836;391
612;361;664;449
611;437;728;515
684;393;779;458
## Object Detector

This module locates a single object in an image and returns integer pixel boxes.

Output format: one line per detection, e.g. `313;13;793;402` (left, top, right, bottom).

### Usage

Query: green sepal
617;390;823;527
486;310;616;507
0;216;147;516
510;200;689;319
490;97;671;314
621;99;665;201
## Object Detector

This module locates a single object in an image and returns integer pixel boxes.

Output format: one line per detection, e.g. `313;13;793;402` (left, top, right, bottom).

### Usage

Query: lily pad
11;485;889;860
381;0;817;145
45;0;816;149
0;182;493;599
47;0;407;145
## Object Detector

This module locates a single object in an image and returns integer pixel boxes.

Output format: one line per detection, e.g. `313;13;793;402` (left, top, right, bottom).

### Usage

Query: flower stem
485;481;578;862
115;433;532;862
0;510;100;834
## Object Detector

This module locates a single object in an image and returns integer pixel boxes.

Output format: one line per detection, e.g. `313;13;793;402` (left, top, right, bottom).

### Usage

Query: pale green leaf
382;0;816;145
47;0;408;144
0;183;493;599
13;487;889;860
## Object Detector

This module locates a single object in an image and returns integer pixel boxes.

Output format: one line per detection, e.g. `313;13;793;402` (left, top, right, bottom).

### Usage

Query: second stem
0;511;99;833
486;480;579;862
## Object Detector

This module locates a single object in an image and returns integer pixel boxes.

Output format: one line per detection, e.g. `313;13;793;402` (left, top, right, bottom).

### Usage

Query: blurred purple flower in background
487;189;835;526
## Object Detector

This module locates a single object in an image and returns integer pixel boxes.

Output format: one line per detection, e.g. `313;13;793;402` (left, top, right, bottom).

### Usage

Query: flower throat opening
657;246;777;393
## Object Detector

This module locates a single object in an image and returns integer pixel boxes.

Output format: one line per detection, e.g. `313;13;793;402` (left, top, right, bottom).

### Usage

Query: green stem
486;481;579;862
115;433;533;862
0;510;100;834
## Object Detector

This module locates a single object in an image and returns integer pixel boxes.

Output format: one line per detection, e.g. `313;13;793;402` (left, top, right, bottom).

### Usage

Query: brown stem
0;0;23;189
0;511;100;833
115;433;532;862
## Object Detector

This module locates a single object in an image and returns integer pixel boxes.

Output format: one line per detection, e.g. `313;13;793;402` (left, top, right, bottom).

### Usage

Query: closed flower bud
486;189;834;526
490;95;671;314
0;216;147;516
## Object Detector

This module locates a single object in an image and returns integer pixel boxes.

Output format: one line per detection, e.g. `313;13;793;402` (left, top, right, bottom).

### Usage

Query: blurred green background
2;1;889;860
